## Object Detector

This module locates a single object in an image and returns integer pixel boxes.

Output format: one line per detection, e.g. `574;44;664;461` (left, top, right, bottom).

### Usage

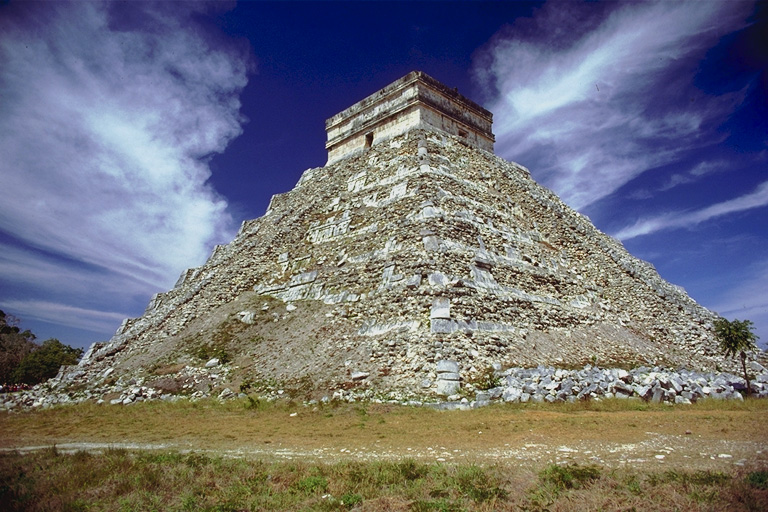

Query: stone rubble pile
0;362;231;411
3;358;767;412
457;360;768;408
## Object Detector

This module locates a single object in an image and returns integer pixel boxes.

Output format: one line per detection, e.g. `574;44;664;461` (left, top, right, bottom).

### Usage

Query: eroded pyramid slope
66;128;723;397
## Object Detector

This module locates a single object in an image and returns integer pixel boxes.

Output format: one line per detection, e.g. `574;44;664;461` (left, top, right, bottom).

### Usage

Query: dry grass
1;397;766;469
1;448;767;511
1;398;767;510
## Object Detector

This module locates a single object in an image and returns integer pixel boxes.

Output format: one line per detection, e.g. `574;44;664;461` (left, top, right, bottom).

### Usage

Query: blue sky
1;1;766;351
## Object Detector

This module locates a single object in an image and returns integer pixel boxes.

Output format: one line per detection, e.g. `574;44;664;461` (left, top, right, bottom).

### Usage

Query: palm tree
714;318;759;396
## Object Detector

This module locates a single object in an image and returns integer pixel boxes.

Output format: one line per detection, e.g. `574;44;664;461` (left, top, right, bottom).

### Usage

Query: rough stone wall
74;128;724;395
326;71;493;164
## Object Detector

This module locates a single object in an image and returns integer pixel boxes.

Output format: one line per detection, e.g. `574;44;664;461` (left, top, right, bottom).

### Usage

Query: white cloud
690;160;728;177
658;160;729;191
474;1;753;210
0;243;152;302
624;159;729;199
0;299;127;335
614;180;768;240
0;2;250;298
706;260;768;350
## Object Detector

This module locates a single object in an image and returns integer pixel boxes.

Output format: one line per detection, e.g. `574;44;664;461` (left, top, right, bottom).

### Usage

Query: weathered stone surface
238;311;256;324
30;71;764;407
436;360;460;374
325;71;493;165
436;380;460;396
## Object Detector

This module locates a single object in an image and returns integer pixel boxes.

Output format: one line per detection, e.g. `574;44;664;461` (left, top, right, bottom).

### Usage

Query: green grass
1;449;766;511
747;471;768;490
2;397;767;510
539;462;602;490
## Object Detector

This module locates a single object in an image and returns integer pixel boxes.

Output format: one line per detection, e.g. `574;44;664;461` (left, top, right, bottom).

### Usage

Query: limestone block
436;360;460;374
390;181;408;200
431;318;456;333
289;271;318;286
238;311;256;324
436;380;460;396
423;235;440;252
405;274;422;288
470;266;498;289
348;171;367;192
420;203;440;218
430;298;451;319
474;251;493;270
475;391;490;402
428;272;448;287
359;320;420;336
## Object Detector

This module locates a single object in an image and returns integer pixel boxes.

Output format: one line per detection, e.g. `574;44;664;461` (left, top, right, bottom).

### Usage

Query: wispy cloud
614;180;768;240
0;2;251;336
658;160;729;192
627;159;730;199
0;299;127;335
0;243;152;304
474;1;753;210
707;259;768;349
0;1;250;284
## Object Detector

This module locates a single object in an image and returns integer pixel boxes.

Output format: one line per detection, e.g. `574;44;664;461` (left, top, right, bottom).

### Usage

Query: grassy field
1;398;767;510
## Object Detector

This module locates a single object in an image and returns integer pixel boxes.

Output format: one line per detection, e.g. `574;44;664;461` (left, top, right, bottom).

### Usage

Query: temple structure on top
325;71;494;165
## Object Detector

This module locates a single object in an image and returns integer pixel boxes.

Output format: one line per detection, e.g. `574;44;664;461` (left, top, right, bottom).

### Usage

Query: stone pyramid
69;71;723;398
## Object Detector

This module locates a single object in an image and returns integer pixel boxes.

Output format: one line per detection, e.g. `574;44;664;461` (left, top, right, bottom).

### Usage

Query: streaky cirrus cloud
627;159;731;200
0;242;152;309
473;1;754;210
707;259;768;349
614;179;768;241
0;299;128;336
0;1;252;334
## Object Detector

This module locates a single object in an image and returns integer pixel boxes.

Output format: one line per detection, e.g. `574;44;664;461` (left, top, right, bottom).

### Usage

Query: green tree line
0;310;83;386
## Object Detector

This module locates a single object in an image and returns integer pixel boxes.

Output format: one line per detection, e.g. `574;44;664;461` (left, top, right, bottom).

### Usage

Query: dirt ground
2;400;766;472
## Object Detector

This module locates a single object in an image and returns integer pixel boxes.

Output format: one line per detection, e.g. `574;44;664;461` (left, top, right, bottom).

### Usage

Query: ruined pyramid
68;71;724;398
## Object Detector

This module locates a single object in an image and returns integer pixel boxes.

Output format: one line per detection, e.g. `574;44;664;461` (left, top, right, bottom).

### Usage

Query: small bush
647;469;730;487
450;465;508;503
295;475;328;494
539;463;601;490
190;343;230;364
747;471;768;490
396;458;428;481
339;492;363;506
240;377;255;393
467;366;501;391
